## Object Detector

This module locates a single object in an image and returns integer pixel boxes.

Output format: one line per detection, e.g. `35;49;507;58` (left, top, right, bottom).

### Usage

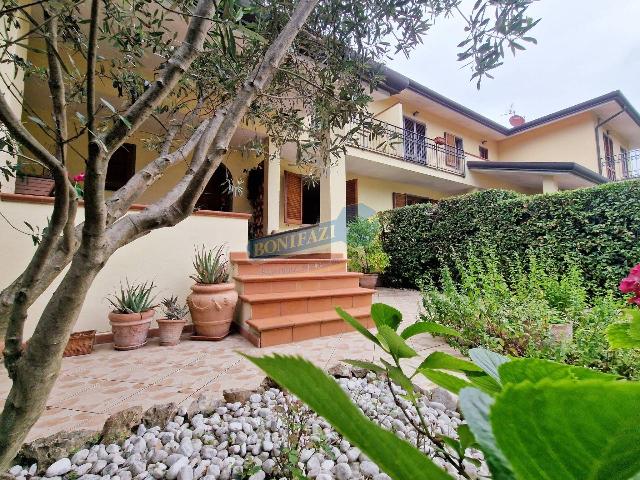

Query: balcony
349;120;466;176
600;150;640;181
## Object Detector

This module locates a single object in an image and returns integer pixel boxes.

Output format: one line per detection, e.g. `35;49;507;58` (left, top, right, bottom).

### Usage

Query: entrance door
603;134;615;180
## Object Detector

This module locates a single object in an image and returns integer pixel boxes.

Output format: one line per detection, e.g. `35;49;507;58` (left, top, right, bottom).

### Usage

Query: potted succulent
157;296;189;346
347;216;390;289
107;281;157;350
187;245;238;340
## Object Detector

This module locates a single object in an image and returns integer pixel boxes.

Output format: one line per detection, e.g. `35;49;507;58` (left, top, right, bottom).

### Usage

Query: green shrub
347;216;389;274
421;250;640;378
380;181;640;295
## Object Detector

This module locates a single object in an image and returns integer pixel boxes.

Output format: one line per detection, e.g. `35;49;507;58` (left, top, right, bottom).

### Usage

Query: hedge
379;180;640;294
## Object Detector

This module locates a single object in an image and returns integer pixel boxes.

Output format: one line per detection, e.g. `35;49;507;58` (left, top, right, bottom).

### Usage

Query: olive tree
0;0;538;466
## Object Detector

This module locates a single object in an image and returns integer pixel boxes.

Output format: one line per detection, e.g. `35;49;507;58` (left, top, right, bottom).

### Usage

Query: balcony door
403;117;426;164
603;134;615;180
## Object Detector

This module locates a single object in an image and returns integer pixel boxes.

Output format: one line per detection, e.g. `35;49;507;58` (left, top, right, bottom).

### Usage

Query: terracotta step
239;287;374;320
232;257;347;276
244;306;373;347
234;271;363;294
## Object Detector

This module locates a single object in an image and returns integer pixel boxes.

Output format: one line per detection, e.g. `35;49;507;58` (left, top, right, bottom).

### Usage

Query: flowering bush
72;172;85;198
619;263;640;305
607;264;640;350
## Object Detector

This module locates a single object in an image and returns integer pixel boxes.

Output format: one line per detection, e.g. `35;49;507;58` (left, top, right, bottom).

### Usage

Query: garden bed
6;366;483;480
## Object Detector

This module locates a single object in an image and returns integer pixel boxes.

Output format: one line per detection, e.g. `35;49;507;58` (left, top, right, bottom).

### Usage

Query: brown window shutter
284;171;302;224
392;192;407;209
444;132;456;167
346;179;358;205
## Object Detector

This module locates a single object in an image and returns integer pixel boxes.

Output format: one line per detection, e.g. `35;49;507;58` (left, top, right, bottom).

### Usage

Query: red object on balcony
509;115;526;127
434;136;446;145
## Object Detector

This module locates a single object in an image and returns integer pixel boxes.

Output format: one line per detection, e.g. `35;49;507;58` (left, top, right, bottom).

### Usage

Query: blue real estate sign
248;204;375;258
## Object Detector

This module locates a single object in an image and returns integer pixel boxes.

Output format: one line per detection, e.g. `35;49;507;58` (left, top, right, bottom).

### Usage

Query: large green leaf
377;325;417;359
336;307;380;346
469;348;510;382
498;358;619;385
419;368;471;394
245;354;452;480
458;388;515;480
491;379;640;480
607;323;640;349
417;351;483;373
400;321;461;340
371;303;402;331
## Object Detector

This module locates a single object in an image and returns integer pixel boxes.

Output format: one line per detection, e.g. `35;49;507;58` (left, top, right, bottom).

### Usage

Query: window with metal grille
403;117;426;163
479;146;489;159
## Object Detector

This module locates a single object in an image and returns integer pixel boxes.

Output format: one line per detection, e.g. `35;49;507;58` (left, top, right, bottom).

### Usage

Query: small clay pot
550;323;573;343
187;283;238;339
157;318;187;346
108;309;154;350
359;273;379;289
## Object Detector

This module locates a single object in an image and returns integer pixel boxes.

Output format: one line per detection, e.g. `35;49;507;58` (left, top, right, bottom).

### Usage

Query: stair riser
234;261;346;276
242;293;373;321
259;315;373;347
239;277;360;295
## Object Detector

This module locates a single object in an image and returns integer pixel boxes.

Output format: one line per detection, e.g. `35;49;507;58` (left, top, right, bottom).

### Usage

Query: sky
387;0;640;127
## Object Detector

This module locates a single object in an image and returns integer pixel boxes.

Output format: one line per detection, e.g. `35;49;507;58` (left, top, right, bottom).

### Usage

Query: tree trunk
0;248;102;468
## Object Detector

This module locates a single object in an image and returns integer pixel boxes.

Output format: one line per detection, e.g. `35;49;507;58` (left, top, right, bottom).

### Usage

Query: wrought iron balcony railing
349;120;466;176
600;150;640;181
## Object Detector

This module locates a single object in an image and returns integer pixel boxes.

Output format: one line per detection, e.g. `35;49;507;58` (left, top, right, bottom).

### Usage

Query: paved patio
0;288;458;442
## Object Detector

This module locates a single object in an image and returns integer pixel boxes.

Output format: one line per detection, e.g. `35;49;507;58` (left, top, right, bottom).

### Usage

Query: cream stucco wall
0;196;249;337
0;12;29;194
346;173;448;214
497;113;599;170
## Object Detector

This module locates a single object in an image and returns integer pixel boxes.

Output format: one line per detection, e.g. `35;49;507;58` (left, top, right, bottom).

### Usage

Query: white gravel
6;371;488;479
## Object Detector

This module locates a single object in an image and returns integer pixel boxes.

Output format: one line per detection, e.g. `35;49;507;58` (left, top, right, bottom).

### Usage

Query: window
621;147;629;179
603;134;615;180
284;171;303;224
479;146;489;160
106;143;136;190
284;171;320;225
392;192;435;209
444;133;464;168
346;179;358;223
403;117;426;163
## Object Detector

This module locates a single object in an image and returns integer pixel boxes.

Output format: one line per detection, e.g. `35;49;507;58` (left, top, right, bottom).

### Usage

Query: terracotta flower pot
187;283;238;339
108;309;154;351
157;318;187;346
359;273;379;289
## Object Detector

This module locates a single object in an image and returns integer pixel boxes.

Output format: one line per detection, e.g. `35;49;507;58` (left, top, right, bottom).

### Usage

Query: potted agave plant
107;281;157;350
187;245;238;340
157;296;189;346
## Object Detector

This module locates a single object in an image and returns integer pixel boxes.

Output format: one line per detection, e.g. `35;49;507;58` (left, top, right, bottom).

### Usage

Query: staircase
231;253;375;347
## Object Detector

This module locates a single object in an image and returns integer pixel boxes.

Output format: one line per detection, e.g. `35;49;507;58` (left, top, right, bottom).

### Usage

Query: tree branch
43;9;68;165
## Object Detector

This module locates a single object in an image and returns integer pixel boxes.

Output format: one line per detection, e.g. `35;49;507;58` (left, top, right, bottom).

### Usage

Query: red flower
73;172;85;182
620;263;640;304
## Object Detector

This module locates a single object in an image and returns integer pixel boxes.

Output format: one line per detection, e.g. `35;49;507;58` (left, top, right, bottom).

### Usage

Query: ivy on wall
379;180;640;294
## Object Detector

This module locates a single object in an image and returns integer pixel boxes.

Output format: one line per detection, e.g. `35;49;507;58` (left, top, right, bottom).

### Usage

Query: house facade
2;29;640;345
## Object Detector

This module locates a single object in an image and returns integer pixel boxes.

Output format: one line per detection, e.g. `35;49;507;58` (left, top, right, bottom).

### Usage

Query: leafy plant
190;245;230;284
159;295;188;320
607;264;640;349
379;181;640;295
107;280;157;314
347;217;389;274
246;303;640;480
